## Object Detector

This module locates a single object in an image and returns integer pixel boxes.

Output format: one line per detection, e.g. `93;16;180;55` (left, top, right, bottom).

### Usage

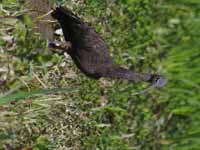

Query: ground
0;0;200;150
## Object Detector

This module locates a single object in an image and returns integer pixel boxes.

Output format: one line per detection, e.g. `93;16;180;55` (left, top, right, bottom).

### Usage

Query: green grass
0;0;200;150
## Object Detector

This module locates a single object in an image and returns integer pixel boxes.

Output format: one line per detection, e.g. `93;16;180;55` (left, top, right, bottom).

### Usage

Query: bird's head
149;74;167;87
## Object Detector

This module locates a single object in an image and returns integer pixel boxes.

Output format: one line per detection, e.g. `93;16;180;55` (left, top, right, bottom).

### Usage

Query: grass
0;0;200;150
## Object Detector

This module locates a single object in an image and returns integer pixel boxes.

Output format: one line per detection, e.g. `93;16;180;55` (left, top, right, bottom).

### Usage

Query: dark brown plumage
51;6;167;91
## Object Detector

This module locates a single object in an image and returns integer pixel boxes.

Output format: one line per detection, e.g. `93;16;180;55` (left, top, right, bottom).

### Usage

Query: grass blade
0;87;79;105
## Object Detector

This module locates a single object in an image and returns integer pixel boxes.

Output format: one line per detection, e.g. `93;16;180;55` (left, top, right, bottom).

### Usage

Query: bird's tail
51;6;82;24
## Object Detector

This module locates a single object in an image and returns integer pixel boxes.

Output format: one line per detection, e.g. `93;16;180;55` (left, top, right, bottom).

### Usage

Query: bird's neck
102;65;152;83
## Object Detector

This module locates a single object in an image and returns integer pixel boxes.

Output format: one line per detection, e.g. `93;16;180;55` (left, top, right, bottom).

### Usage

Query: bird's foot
149;74;167;87
48;40;72;53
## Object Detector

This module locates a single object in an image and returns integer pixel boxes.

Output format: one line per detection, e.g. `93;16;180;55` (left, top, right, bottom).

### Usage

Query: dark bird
49;6;167;94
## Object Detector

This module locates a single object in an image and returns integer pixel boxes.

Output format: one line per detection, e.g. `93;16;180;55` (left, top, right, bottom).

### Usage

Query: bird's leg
48;40;72;53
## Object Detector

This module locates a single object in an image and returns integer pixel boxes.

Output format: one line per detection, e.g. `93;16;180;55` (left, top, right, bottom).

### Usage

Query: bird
49;6;167;94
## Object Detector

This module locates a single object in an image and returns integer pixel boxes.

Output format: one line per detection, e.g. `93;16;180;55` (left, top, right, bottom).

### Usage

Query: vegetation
0;0;199;149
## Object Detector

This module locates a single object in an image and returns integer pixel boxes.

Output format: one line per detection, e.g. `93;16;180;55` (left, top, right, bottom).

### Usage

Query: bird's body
51;7;158;81
51;7;167;90
52;8;113;79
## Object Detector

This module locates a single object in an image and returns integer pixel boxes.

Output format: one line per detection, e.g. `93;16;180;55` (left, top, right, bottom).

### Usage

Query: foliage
0;0;199;150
